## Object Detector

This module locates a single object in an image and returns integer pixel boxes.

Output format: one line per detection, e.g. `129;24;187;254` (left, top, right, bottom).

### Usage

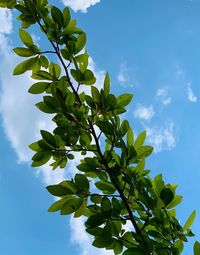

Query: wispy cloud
134;104;155;121
0;8;12;34
146;122;176;153
117;62;138;87
187;82;197;102
118;62;130;84
62;0;100;13
156;87;172;105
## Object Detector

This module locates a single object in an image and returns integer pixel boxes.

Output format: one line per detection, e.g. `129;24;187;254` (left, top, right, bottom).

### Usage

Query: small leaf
86;214;105;228
48;197;71;212
41;130;56;147
134;131;146;148
194;241;200;255
104;73;110;97
28;82;50;94
114;240;123;255
61;48;71;60
120;120;129;137
32;151;51;167
51;6;64;29
13;57;38;75
63;7;71;27
95;180;115;194
127;128;134;146
75;33;86;54
13;47;34;57
92;236;114;248
91;86;100;102
61;197;83;215
29;142;40;152
46;184;73;197
96;121;114;135
166;195;183;209
183;210;196;231
65;93;75;107
75;174;89;191
117;93;133;107
101;196;111;212
19;29;33;48
160;188;174;206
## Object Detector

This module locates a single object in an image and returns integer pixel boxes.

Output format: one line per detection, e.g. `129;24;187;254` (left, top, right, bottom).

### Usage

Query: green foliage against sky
0;0;200;254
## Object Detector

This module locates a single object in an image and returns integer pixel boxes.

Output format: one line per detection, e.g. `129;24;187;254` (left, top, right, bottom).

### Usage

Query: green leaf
114;240;123;255
75;174;89;191
183;210;196;230
95;180;115;194
92;236;114;248
46;184;73;197
19;29;33;48
160;188;174;206
136;146;153;158
61;48;71;60
48;197;71;212
40;55;49;69
194;241;200;255
120;120;129;137
96;121;114;135
13;57;38;75
63;7;71;28
104;73;110;97
36;102;56;114
28;82;51;94
101;196;111;212
32;151;51;167
82;69;96;85
51;6;64;29
77;163;95;172
86;214;105;228
61;197;83;215
41;130;56;147
91;194;102;204
91;86;100;103
123;248;144;255
49;62;61;79
166;195;183;209
71;69;83;82
117;94;133;107
13;47;34;57
32;70;53;80
29;142;40;152
127;128;134;146
134;130;146;148
65;93;75;107
75;33;86;54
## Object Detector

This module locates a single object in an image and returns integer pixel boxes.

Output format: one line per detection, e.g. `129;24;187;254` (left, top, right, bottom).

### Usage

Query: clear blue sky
0;0;200;254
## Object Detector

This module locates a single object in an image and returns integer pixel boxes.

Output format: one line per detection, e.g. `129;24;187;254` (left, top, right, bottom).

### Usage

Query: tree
0;0;199;254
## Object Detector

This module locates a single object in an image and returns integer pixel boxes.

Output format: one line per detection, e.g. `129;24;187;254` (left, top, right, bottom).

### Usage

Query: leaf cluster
1;1;199;254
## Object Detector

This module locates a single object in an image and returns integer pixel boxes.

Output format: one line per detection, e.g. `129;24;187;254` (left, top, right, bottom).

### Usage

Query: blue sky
0;0;200;254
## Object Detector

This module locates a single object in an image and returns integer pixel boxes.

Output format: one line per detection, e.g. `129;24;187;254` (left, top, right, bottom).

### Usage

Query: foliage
0;0;199;254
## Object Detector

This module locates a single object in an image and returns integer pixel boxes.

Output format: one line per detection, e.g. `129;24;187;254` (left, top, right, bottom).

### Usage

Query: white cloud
146;122;176;153
187;82;197;102
118;62;130;84
156;87;171;105
117;62;137;87
134;104;155;121
0;8;12;34
62;0;100;13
